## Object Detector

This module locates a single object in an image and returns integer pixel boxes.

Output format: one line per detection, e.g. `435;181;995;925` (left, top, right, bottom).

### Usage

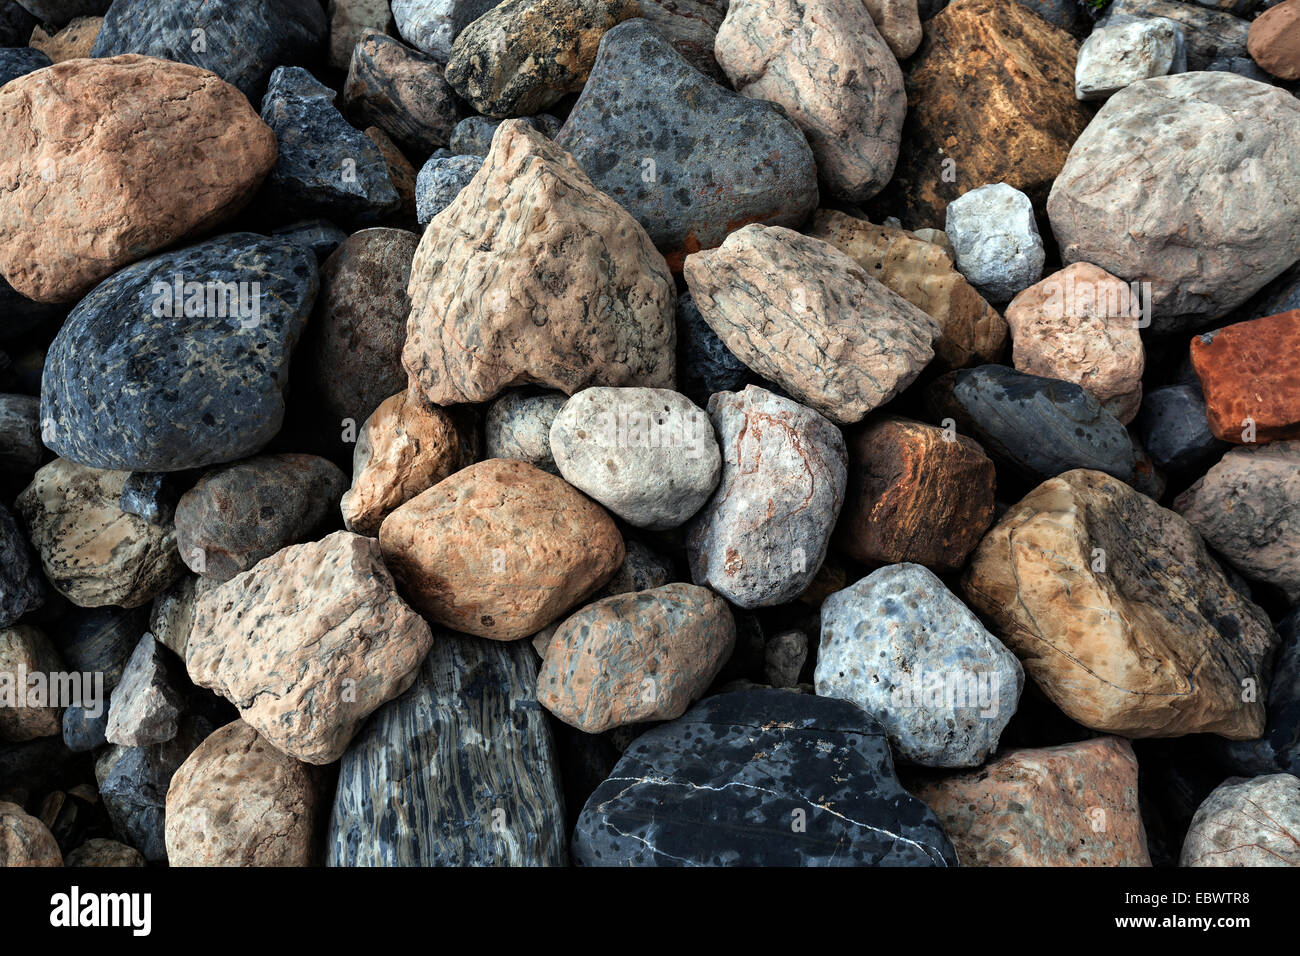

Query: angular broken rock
0;54;277;304
1190;310;1300;444
0;501;44;628
715;0;905;203
105;634;183;748
188;531;433;764
344;33;460;156
484;390;568;474
0;626;64;741
379;458;624;640
1100;0;1247;70
1181;773;1300;867
944;182;1045;306
683;225;939;425
962;469;1278;738
404;120;676;405
686;386;847;609
0;801;62;866
1074;17;1185;101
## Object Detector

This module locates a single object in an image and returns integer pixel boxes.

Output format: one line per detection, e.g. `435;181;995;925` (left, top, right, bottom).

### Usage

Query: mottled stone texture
864;0;922;57
638;0;728;77
64;838;146;867
910;738;1151;866
380;459;623;639
836;417;995;572
484;390;567;473
0;626;64;741
188;531;434;764
29;15;102;62
404;120;676;405
1181;774;1300;866
328;632;567;866
963;469;1277;738
1048;73;1300;333
1191;310;1300;443
0;55;277;304
0;502;43;627
1249;0;1300;79
1102;0;1248;69
683;225;939;425
105;634;182;748
0;800;61;866
345;33;460;155
573;689;957;866
715;0;905;203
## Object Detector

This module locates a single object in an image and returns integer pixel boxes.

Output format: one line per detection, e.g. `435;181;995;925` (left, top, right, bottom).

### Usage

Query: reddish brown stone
1248;0;1300;81
835;417;996;572
1191;310;1300;444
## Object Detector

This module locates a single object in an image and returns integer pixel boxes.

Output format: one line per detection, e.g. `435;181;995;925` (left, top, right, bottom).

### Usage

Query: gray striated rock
1181;773;1300;866
0;502;43;628
105;634;183;748
1099;0;1249;69
1138;383;1230;473
271;219;349;262
415;154;482;224
344;33;461;156
1075;17;1185;100
944;183;1045;305
392;0;505;60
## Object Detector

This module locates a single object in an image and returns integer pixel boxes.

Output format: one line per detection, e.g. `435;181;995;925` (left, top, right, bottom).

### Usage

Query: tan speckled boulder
64;838;146;867
29;16;102;62
0;801;62;867
0;626;65;742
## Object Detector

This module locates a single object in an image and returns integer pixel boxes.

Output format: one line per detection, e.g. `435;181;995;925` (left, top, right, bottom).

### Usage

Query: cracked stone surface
1181;773;1300;867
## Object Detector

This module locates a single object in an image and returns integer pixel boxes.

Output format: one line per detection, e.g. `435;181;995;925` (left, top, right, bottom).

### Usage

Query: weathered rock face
807;210;1006;371
64;838;146;867
1175;442;1300;602
885;0;1090;229
715;0;904;203
1074;17;1184;101
1138;383;1229;474
538;583;735;732
944;183;1045;305
863;0;922;58
404;121;676;405
29;14;102;61
0;502;44;628
174;454;348;583
1048;73;1300;333
573;690;958;866
686;386;848;609
909;737;1151;866
1102;0;1248;70
445;0;638;117
41;233;318;473
555;19;819;269
16;459;183;609
393;0;505;60
962;469;1278;739
684;225;939;425
341;388;461;537
188;531;434;764
345;33;460;155
484;390;567;473
379;459;624;640
1182;773;1300;866
1249;0;1300;79
0;626;64;741
166;720;319;867
328;632;567;866
1191;310;1300;443
105;634;183;748
638;0;728;77
329;0;396;69
835;417;996;572
1004;263;1146;424
0;800;62;866
415;154;481;224
0;55;277;304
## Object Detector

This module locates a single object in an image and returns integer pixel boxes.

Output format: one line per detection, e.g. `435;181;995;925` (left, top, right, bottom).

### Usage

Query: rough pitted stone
538;583;735;732
1047;73;1300;333
341;388;461;537
0;626;64;741
174;454;348;583
944;183;1045;305
1249;0;1300;79
40;233;318;472
638;0;728;77
16;459;182;609
863;0;923;58
187;531;434;764
573;689;957;866
393;0;506;61
927;366;1136;483
0;46;49;86
686;386;848;609
328;632;567;866
1101;0;1249;69
0;55;277;304
962;468;1278;738
105;634;183;748
445;0;638;117
1191;310;1300;444
415;154;481;224
0;800;61;866
29;15;102;62
1175;442;1300;602
64;838;145;867
330;0;396;69
550;387;721;530
0;502;43;628
816;565;1023;767
345;34;461;156
379;458;624;640
90;0;327;100
449;112;560;154
556;19;819;269
404;121;676;405
836;417;995;572
910;737;1151;866
166;719;319;866
1181;774;1300;866
1138;384;1228;473
684;225;939;425
675;290;751;403
1075;17;1185;100
484;390;568;474
715;0;905;203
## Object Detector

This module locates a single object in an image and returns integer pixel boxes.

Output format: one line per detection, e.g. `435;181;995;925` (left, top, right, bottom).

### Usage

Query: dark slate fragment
1217;607;1300;777
676;288;750;404
1205;55;1274;83
926;365;1137;484
51;606;147;692
327;632;568;866
0;46;49;87
415;153;481;224
1013;0;1088;37
0;276;64;342
62;703;107;753
344;33;461;156
120;473;177;526
573;689;957;866
0;501;44;628
271;219;349;262
448;113;560;155
0;2;37;46
40;232;318;472
90;0;327;101
14;0;107;25
1137;383;1229;473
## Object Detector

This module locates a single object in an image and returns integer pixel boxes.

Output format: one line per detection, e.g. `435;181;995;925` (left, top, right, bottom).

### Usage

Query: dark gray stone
62;703;108;753
1205;55;1273;83
1014;0;1089;38
1098;0;1249;69
1240;260;1300;322
1218;607;1300;777
15;0;107;25
271;219;349;262
573;689;957;866
0;393;42;475
0;276;64;342
344;33;461;156
0;46;49;87
676;288;751;404
0;501;43;628
448;112;560;155
119;473;177;526
51;606;147;692
0;3;38;46
40;232;318;473
415;153;481;224
1137;383;1229;473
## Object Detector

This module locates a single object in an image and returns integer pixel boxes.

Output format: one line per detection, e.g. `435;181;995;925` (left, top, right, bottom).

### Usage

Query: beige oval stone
0;801;61;866
0;626;64;742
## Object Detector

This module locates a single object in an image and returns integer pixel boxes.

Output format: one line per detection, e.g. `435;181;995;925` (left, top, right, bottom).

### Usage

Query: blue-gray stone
0;501;44;628
15;0;107;24
62;703;108;753
0;2;37;46
449;113;559;155
573;689;957;866
271;219;348;262
90;0;327;101
0;46;50;87
120;472;176;526
53;606;148;691
1218;607;1300;777
1137;383;1229;473
676;288;750;404
1205;55;1273;83
40;232;318;473
392;0;505;61
415;153;481;224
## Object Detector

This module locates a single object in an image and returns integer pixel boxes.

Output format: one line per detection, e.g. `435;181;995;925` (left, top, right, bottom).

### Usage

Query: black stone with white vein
327;632;568;866
573;689;957;866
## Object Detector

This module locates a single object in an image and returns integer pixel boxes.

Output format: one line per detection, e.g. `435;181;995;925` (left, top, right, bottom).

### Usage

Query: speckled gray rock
573;689;957;866
675;289;749;404
105;634;183;748
259;66;400;227
392;0;505;60
119;473;176;527
550;387;721;529
484;390;568;474
344;33;461;156
1099;0;1249;69
415;154;482;224
449;113;560;155
1181;773;1300;866
40;233;317;473
1138;383;1229;473
0;47;50;87
686;386;847;609
555;18;819;269
328;632;567;866
0;502;43;628
1075;18;1185;100
944;183;1045;305
90;0;327;100
815;564;1023;768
